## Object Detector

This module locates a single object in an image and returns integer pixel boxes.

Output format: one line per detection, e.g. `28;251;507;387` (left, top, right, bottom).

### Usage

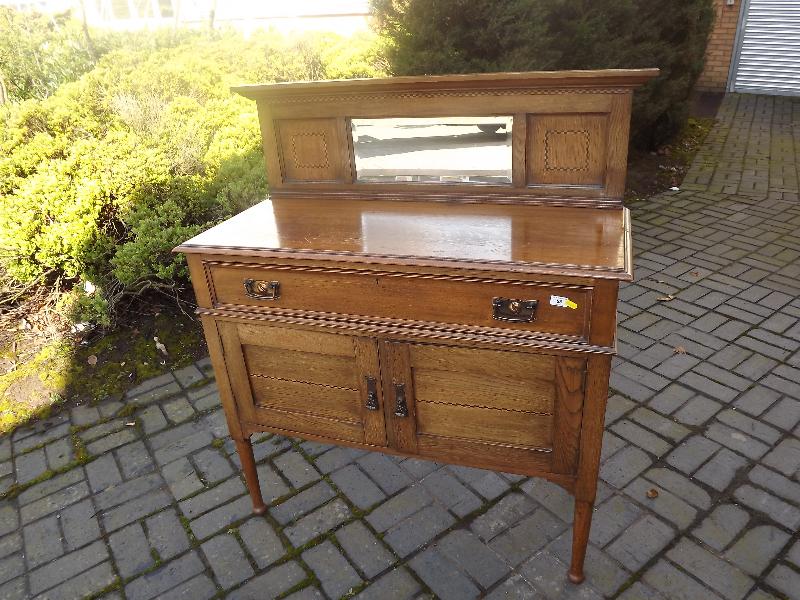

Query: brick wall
696;0;742;92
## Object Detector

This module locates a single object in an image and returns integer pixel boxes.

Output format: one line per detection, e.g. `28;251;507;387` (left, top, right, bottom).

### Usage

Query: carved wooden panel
276;118;346;182
527;114;608;187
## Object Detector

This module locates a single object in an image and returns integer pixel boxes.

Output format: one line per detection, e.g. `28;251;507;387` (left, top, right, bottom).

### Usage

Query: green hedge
0;24;385;324
370;0;714;148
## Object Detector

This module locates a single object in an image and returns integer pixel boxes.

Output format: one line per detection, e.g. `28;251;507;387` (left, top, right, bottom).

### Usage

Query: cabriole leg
568;499;593;584
235;437;267;515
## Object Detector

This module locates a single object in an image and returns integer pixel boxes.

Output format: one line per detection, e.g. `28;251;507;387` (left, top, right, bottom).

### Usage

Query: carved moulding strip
264;87;631;105
196;306;614;355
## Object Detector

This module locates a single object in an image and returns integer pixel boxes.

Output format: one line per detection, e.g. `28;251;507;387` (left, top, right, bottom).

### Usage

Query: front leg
235;437;267;515
568;499;593;583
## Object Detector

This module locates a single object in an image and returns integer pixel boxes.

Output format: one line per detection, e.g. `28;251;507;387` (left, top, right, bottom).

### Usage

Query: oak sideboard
176;69;658;584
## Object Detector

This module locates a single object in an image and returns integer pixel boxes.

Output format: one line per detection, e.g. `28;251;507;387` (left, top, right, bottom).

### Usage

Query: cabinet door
381;341;585;475
218;321;387;446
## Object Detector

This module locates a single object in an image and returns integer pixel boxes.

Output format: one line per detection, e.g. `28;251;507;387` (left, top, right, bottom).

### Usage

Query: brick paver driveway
1;93;799;599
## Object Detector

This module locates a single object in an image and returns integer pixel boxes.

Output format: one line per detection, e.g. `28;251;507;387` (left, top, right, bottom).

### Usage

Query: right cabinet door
381;341;586;475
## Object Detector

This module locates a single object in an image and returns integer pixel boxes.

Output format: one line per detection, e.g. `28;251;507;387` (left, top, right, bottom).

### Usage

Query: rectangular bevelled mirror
351;117;513;184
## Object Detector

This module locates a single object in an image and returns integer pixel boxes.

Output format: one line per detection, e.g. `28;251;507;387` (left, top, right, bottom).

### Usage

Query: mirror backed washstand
175;69;659;584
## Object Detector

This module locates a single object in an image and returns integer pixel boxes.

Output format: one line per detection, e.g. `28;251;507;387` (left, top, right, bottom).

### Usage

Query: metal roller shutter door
731;0;800;95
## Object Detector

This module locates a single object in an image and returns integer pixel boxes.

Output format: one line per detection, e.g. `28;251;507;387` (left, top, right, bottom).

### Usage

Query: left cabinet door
217;320;388;447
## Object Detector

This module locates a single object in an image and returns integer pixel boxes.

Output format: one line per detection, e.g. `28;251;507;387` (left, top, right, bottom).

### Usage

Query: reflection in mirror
352;117;513;184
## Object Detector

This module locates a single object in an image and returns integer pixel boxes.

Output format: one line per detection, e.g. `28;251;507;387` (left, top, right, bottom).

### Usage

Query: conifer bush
370;0;714;148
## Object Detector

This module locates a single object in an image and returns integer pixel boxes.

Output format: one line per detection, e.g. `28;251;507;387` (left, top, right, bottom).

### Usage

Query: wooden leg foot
234;437;267;515
568;500;593;585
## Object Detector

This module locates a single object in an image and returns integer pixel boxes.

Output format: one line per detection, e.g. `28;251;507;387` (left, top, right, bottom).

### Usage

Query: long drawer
206;262;592;340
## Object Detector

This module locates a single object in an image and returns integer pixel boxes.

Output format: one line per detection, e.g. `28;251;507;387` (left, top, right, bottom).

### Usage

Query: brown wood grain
249;376;361;422
243;344;359;389
551;356;586;474
380;341;419;454
353;337;388;446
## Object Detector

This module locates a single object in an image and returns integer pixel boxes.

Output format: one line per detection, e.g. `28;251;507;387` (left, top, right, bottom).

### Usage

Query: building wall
696;0;742;92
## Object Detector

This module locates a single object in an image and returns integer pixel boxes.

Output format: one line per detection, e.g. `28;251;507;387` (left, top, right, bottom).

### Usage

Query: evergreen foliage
0;16;385;324
370;0;714;148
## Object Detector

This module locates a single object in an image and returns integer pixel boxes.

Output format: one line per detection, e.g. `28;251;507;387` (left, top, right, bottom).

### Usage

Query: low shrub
370;0;715;148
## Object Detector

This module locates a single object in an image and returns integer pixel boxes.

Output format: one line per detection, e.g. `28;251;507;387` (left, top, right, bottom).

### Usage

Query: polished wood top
233;69;660;98
176;198;632;280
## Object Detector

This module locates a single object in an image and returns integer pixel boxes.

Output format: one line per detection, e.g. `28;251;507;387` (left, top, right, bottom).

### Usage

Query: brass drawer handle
393;383;408;417
244;279;280;301
365;376;379;411
492;297;538;323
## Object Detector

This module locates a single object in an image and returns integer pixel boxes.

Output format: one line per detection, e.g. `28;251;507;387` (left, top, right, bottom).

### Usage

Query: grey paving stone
471;492;537;543
238;517;285;569
87;428;138;455
649;384;695;414
590;494;642;547
483;573;541;600
717;409;782;444
354;567;421;600
20;480;90;524
410;547;481;600
519;551;604;600
763;438;800;477
139;405;168;435
611;420;672;457
336;520;395;579
547;533;630;597
0;533;21;561
725;525;790;576
606;514;675;572
273;450;320;488
667;435;720;474
61;497;101;551
617;581;668;600
85;452;122;494
192;447;232;483
285;586;325;600
0;576;26;600
28;539;107;595
174;364;204;388
94;472;164;510
14;448;47;484
202;533;254;589
145;509;190;560
366;485;432;533
14;423;70;454
766;564;800;600
439;529;510;589
331;465;386;509
70;404;101;427
153;430;213;466
102;489;172;532
764;398;800;431
0;504;18;539
625;477;696;529
695;447;749;491
226;561;307;600
126;372;176;398
109;522;153;578
179;476;245;518
521;478;575;523
733;386;781;416
116;440;154;480
600;445;652;488
271;480;336;525
644;467;711;509
488;508;567;566
448;465;510;500
629;407;690;442
314;446;363;474
44;437;74;470
643;559;723;600
693;504;750;551
157;574;217;600
31;561;116;600
420;468;482;517
303;540;362;599
283;498;351;547
0;553;24;587
667;538;754;600
256;462;291;502
705;422;770;460
384;504;455;557
189;494;252;540
125;551;205;600
23;515;62;568
162;396;195;424
749;464;800;506
674;395;723;425
358;452;413;494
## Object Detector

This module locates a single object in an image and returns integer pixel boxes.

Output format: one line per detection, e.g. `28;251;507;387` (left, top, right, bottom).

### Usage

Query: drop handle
393;383;408;417
243;279;280;301
365;376;379;411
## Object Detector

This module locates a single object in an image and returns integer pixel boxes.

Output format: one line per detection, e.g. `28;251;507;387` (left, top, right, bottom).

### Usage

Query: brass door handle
244;279;280;301
393;383;408;417
365;376;379;411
